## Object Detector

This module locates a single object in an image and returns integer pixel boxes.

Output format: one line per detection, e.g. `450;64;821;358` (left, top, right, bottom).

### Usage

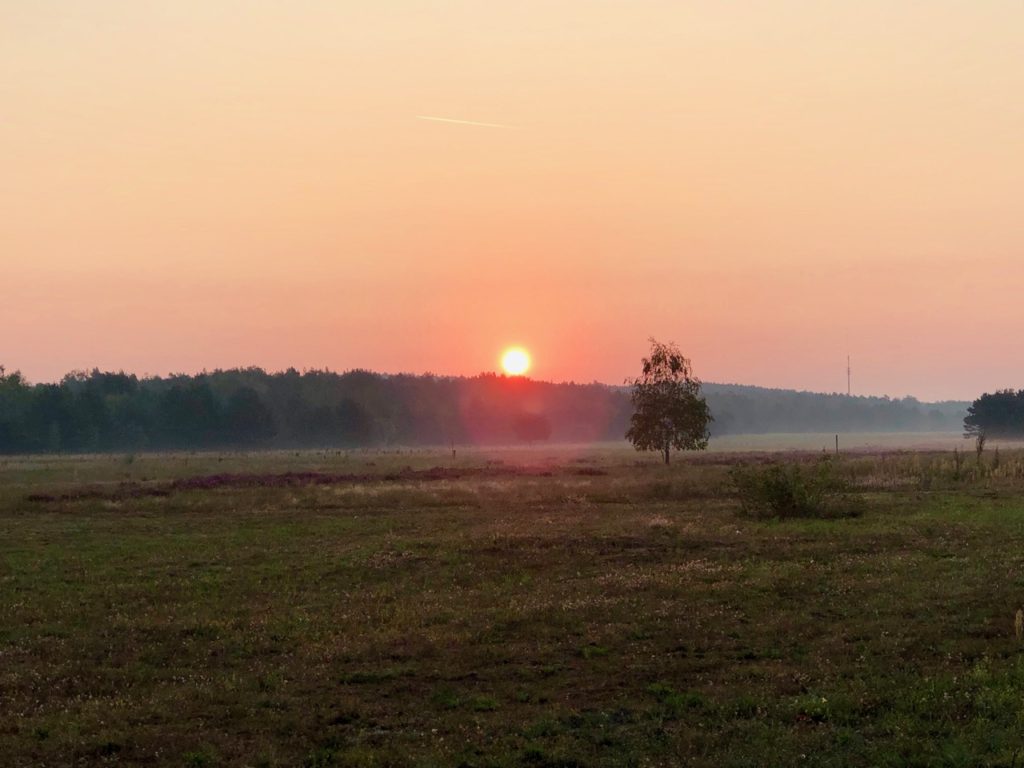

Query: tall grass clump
730;459;863;519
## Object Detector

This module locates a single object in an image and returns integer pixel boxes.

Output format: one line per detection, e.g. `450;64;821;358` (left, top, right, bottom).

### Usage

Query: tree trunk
663;444;670;465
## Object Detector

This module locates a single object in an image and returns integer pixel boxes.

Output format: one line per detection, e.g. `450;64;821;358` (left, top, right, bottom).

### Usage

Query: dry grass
4;445;1024;766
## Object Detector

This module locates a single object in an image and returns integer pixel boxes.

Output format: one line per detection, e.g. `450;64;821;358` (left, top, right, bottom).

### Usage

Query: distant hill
0;367;968;454
700;382;967;435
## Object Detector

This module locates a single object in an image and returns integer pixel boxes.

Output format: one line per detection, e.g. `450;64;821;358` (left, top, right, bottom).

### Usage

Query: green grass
4;445;1024;766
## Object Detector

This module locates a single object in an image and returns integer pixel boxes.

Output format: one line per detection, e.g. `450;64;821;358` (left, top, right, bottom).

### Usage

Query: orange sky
3;2;1022;401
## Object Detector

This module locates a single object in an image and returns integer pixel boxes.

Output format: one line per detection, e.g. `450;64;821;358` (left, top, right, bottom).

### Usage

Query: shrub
730;459;862;519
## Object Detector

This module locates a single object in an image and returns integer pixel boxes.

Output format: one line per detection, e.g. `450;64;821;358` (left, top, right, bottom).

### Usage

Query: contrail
415;115;515;129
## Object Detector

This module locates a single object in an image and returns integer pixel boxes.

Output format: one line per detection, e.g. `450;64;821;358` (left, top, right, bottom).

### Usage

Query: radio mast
847;355;851;396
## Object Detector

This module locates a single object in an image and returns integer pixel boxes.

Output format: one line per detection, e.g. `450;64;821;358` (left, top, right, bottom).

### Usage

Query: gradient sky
3;1;1022;401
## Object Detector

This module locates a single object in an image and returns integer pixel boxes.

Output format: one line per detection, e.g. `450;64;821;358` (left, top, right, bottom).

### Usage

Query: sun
501;347;531;376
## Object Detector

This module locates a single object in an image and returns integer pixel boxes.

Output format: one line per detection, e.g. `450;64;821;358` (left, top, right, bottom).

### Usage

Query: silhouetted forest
0;367;967;454
963;390;1024;437
702;383;965;436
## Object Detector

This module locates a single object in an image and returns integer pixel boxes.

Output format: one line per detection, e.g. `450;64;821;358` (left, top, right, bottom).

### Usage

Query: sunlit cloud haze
3;1;1022;401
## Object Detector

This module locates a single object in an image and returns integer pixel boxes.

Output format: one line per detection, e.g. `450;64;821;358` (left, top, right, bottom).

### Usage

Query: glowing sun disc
501;347;531;376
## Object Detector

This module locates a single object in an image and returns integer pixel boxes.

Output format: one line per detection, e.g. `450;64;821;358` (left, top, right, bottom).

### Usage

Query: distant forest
0;367;968;454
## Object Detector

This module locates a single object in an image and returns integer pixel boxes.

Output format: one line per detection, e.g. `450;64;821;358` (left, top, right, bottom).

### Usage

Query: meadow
4;440;1024;767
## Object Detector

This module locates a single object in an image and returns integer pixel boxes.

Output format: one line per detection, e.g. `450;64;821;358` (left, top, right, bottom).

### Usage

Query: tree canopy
964;390;1024;438
625;339;712;464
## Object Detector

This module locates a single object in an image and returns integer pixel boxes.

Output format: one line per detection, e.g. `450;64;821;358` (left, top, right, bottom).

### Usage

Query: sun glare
501;347;531;376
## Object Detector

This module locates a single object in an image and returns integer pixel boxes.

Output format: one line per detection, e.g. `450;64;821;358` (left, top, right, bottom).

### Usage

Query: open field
5;443;1024;766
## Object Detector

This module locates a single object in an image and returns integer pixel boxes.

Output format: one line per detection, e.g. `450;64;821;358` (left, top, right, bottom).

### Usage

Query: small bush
646;681;704;718
579;644;611;659
431;686;461;710
730;459;862;519
469;695;499;711
183;748;218;768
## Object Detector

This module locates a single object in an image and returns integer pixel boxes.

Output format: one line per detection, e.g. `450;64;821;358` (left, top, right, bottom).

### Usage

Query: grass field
4;441;1024;767
707;431;972;453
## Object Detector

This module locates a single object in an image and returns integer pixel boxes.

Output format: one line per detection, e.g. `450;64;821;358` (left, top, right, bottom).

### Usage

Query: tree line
0;365;967;454
704;383;965;435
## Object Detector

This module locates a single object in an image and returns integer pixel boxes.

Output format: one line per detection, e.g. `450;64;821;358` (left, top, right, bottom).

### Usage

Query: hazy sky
3;1;1022;401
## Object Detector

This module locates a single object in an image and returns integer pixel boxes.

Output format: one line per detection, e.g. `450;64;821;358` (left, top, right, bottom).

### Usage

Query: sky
2;1;1022;401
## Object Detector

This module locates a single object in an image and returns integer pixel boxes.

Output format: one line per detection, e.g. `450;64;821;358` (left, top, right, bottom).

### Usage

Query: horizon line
5;364;971;405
